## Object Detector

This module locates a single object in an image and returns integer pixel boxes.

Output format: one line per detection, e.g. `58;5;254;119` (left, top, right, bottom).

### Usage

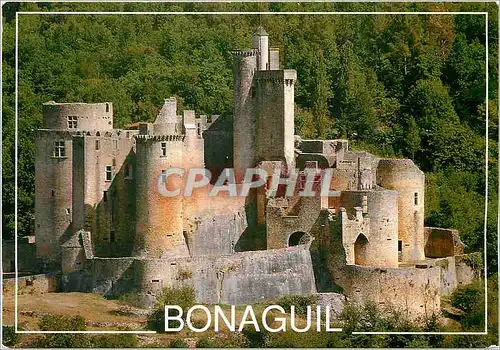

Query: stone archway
354;233;369;265
288;231;310;247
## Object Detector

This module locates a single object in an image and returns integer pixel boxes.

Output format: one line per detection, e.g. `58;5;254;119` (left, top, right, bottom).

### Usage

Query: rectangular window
95;139;100;150
103;191;108;203
53;141;66;157
105;165;112;181
161;169;167;184
112;158;116;167
110;230;115;243
125;164;133;179
161;142;167;157
398;240;403;252
414;192;418;205
67;116;78;129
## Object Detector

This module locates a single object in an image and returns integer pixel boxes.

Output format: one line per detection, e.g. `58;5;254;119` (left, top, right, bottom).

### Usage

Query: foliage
168;339;188;348
2;325;21;346
274;294;317;317
90;334;138;348
446;275;498;347
147;285;196;332
35;314;91;348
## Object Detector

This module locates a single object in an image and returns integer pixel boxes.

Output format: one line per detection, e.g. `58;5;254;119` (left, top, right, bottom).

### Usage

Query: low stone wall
337;265;441;319
3;274;57;294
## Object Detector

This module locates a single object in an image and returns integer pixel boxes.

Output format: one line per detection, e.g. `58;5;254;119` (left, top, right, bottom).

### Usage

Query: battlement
255;69;297;85
43;101;113;130
135;134;185;142
231;49;259;57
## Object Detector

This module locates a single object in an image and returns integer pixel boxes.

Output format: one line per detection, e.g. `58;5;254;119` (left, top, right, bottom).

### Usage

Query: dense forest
2;2;498;277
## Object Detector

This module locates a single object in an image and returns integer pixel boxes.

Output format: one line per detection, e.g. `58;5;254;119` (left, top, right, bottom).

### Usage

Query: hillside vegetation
2;2;498;274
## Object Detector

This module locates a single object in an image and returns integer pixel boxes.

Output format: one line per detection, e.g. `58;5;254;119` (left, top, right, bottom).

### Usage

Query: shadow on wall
234;191;266;252
203;112;233;180
86;149;137;258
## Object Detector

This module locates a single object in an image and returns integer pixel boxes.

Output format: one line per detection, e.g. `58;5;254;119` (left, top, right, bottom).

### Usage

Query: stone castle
23;27;480;317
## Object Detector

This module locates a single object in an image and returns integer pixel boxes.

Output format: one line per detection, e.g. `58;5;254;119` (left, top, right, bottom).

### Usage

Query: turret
377;159;425;262
252;26;269;71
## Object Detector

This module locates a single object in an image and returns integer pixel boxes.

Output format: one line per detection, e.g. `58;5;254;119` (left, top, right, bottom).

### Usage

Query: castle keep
27;27;480;317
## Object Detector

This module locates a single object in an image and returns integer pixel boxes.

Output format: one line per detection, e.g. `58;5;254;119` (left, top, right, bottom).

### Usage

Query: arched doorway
354;233;369;265
288;231;309;247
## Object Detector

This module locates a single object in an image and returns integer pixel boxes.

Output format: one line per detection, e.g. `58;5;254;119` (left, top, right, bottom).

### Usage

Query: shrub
195;337;216;348
147;285;196;332
90;334;138;348
168;338;188;348
35;314;91;348
2;325;21;346
118;292;143;308
275;294;317;316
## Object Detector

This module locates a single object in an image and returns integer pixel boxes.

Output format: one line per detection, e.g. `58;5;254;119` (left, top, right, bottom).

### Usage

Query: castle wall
377;159;425;262
184;210;248;257
35;131;74;264
43;102;113;131
266;196;323;249
134;245;316;305
337;264;441;319
72;132;137;258
422;257;457;296
232;50;258;181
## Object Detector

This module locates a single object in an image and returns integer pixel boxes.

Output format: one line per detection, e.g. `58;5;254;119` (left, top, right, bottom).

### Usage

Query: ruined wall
424;227;465;258
266;196;323;249
377;159;425;262
232;50;258;182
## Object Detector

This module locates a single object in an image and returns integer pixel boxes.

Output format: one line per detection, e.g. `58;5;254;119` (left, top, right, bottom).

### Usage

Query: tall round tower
377;159;425;262
231;49;258;182
134;131;189;259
